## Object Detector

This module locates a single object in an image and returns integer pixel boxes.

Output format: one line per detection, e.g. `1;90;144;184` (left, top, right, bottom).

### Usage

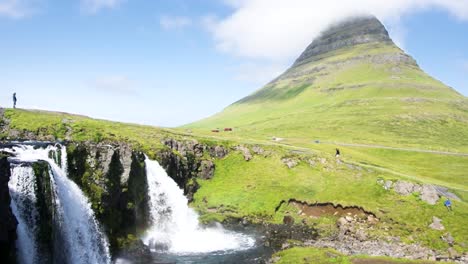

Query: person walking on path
13;93;17;109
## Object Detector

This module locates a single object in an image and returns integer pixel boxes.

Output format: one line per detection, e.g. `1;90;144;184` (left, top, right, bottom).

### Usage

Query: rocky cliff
63;138;228;253
292;16;394;67
0;155;17;263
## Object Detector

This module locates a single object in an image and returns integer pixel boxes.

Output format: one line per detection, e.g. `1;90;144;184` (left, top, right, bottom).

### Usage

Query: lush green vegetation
192;149;468;253
273;247;445;264
2;108;182;154
1;36;467;259
2;107;467;255
185;43;468;153
183;40;468;256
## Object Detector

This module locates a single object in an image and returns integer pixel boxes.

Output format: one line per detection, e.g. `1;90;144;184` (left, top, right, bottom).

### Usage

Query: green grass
273;247;445;264
182;41;468;254
192;149;468;252
2;39;467;256
2;108;185;155
186;42;468;153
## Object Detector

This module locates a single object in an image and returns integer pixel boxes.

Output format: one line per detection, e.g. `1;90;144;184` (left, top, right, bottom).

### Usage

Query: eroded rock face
293;16;394;67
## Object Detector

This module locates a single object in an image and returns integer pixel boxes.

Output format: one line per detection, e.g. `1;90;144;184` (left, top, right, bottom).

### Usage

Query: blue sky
1;0;467;127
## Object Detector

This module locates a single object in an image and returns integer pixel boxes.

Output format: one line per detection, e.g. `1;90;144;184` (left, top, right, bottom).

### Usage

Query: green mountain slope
186;16;468;152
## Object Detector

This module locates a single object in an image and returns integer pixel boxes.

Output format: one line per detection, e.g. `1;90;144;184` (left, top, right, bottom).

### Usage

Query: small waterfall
9;166;39;264
142;157;255;254
5;145;111;264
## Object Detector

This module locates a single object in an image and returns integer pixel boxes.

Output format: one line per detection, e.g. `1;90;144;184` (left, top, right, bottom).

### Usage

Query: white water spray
5;145;111;264
9;166;39;264
142;157;255;254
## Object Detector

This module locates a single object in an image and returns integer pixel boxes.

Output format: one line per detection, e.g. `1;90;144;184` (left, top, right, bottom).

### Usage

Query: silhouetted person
13;93;17;109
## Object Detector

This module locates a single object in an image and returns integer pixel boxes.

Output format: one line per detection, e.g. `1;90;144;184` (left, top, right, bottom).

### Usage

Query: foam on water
142;157;255;254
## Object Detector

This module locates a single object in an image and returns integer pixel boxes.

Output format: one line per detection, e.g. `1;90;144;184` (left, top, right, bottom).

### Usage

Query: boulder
384;180;393;190
306;159;316;167
337;217;348;227
283;215;295;225
210;145;228;159
393;181;415;195
420;185;440;205
235;146;252;161
281;158;298;169
441;233;454;246
428;216;444;231
197;160;215;180
447;247;459;258
252;145;265;155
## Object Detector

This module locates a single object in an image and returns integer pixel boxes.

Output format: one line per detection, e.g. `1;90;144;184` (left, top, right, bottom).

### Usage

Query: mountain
187;16;468;152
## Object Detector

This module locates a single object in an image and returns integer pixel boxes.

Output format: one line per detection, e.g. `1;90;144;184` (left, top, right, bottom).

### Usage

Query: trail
324;142;468;157
346;160;468;192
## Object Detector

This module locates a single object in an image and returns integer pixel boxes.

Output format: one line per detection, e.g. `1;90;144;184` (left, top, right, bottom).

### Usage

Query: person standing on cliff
13;93;17;109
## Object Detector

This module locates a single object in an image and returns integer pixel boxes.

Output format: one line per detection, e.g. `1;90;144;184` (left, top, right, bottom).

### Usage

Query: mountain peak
293;16;393;67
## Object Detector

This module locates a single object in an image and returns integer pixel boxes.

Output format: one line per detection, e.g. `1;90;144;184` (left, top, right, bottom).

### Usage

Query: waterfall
5;145;111;264
142;157;255;254
9;166;39;264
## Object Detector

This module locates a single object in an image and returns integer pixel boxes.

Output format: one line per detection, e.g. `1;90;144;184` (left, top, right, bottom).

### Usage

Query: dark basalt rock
263;223;318;250
0;156;17;263
293;16;393;67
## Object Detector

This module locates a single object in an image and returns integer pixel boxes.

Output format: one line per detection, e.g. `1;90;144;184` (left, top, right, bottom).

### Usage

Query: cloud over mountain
210;0;468;61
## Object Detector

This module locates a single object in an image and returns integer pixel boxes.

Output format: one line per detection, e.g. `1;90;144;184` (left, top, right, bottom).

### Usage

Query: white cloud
210;0;468;61
159;15;192;30
92;75;137;95
0;0;37;18
81;0;124;14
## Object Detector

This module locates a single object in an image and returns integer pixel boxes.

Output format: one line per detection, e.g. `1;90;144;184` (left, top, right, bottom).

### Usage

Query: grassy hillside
180;17;468;258
185;41;468;153
1;108;184;154
1;108;467;257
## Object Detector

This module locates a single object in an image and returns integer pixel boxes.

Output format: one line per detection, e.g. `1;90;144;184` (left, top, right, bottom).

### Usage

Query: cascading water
5;144;111;264
142;157;255;254
9;166;40;264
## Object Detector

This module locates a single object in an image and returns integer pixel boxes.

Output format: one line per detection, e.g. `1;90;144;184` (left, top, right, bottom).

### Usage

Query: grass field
273;247;447;264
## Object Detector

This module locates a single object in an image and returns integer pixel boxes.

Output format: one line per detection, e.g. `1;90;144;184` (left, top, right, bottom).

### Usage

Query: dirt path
326;142;468;157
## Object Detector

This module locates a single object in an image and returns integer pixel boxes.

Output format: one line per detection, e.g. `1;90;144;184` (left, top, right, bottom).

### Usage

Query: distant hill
186;16;468;152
